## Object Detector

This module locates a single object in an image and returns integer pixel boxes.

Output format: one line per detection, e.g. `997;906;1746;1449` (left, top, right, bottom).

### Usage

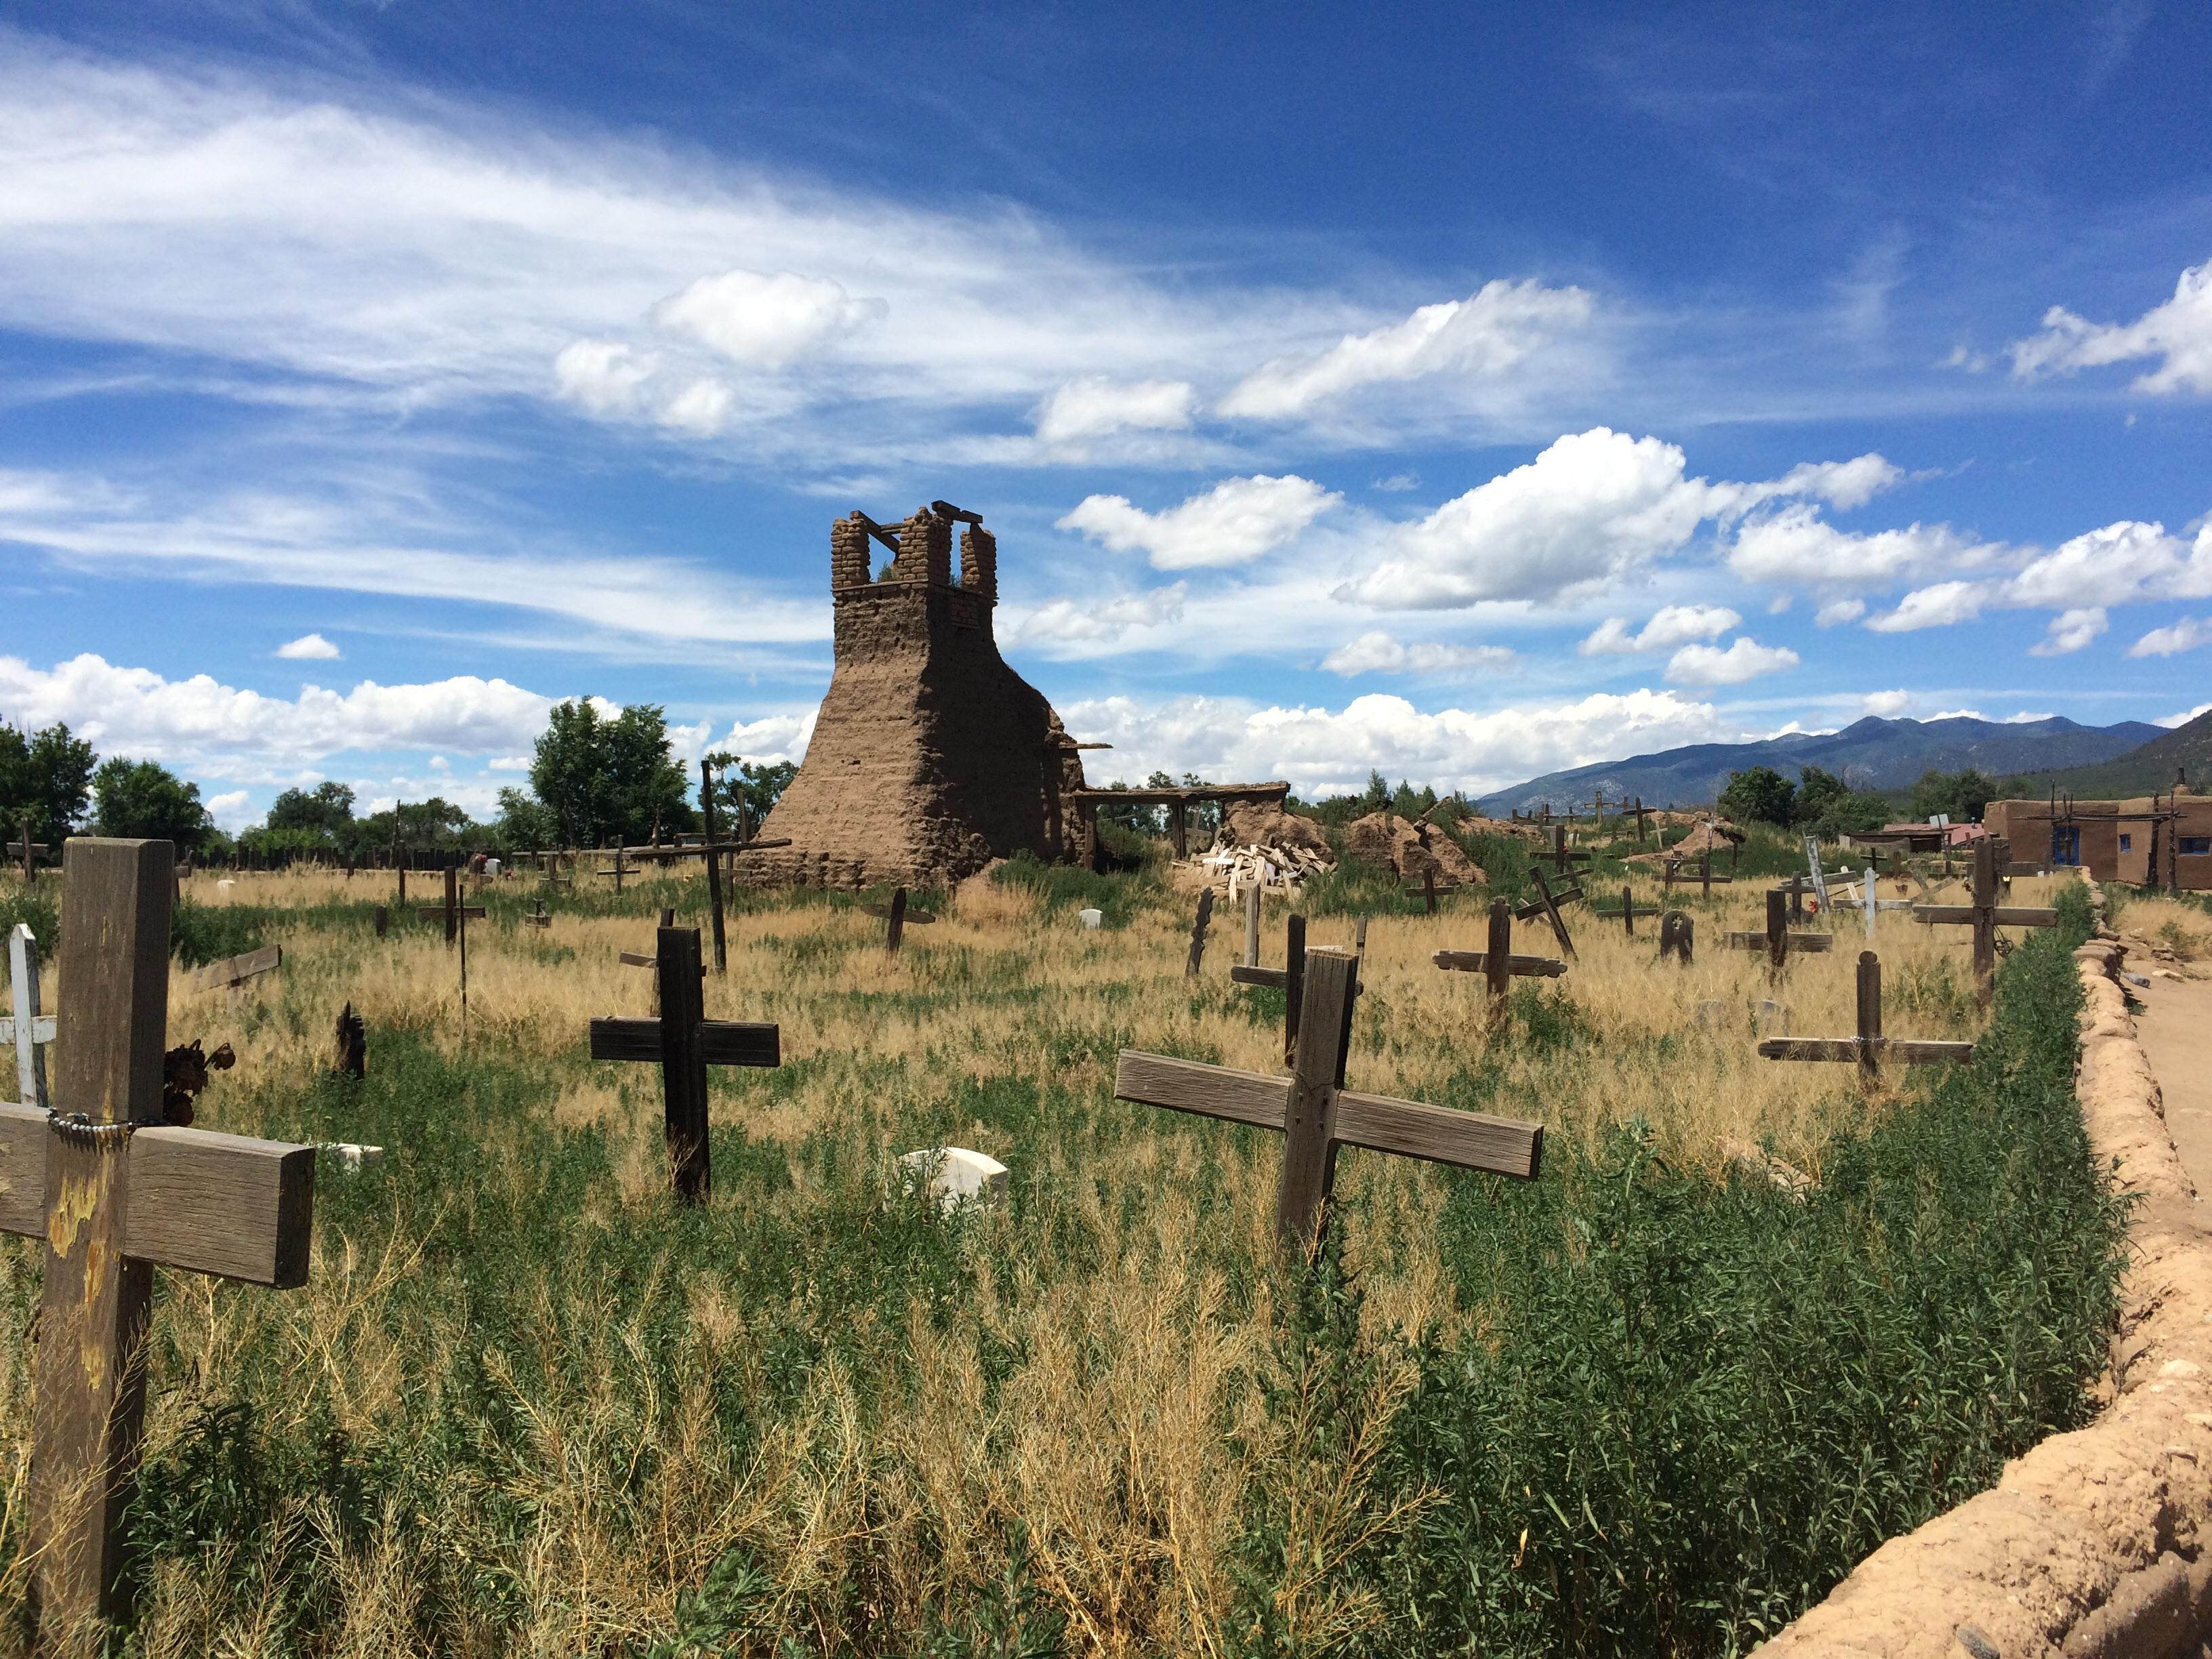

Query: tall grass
0;861;2120;1656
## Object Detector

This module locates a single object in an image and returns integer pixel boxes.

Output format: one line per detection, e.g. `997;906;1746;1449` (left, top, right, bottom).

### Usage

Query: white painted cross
3;923;55;1109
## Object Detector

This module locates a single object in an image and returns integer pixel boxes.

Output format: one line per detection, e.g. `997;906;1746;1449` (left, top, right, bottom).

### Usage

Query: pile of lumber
1197;840;1331;897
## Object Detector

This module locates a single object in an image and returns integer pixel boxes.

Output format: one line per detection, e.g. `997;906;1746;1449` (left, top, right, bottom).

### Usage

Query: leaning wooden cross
1727;888;1835;970
863;887;937;953
1434;897;1568;1022
0;840;315;1636
10;815;49;882
1116;947;1543;1254
4;922;55;1107
1913;839;2057;1008
418;867;486;949
588;924;779;1202
1543;824;1594;877
1758;948;1975;1085
1515;867;1579;960
194;943;285;1012
1231;912;1308;1063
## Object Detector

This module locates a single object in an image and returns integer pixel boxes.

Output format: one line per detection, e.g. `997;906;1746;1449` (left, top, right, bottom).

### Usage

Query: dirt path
2134;968;2212;1201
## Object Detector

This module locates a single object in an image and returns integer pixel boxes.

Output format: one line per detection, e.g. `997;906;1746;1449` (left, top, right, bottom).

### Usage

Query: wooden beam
1723;931;1835;952
588;1017;778;1069
1910;905;2059;927
192;943;283;991
700;759;728;975
1431;950;1568;977
1065;782;1290;806
657;928;710;1202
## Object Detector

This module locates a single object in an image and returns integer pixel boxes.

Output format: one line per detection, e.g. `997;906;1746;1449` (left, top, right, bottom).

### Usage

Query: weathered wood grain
1910;905;2059;926
192;943;282;991
589;1017;779;1069
1431;950;1568;977
1332;1089;1541;1179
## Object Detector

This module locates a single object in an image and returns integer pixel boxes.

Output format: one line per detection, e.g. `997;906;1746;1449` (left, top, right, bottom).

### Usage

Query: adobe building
1984;781;2212;889
734;504;1095;892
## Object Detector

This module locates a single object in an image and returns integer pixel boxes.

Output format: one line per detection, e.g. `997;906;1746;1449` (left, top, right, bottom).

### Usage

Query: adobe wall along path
1758;878;2212;1659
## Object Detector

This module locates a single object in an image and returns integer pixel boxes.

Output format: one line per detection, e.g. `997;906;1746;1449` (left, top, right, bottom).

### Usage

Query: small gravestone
1693;998;1726;1029
1755;999;1790;1037
898;1146;1008;1210
319;1142;384;1174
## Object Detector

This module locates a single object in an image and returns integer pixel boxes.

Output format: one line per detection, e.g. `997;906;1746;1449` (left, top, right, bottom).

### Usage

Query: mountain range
1481;715;2168;817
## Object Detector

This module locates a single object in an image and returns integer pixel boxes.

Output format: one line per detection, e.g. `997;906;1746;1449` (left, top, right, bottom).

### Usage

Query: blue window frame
2051;826;2081;866
2120;833;2133;853
2184;836;2211;857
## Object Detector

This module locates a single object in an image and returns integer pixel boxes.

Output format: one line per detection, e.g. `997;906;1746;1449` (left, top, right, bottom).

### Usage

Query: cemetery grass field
0;840;2124;1657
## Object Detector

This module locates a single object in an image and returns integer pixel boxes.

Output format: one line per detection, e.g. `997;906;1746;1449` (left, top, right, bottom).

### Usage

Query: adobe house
1984;779;2212;890
735;503;1096;891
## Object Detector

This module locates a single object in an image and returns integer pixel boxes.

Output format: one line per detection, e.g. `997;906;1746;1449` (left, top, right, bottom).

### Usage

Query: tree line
1717;763;2002;836
0;701;797;865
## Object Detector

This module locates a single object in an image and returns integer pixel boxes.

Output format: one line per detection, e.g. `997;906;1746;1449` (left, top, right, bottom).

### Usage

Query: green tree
0;720;97;851
493;787;560;852
1907;767;1996;823
1793;766;1849;828
1809;789;1892;840
1719;764;1797;827
529;701;694;848
90;758;211;850
264;781;356;845
704;752;799;837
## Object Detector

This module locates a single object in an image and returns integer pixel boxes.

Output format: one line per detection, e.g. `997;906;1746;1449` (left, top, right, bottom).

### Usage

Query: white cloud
2009;258;2212;394
1578;603;1741;655
2159;701;2212;728
1747;454;1905;512
1058;474;1340;569
2029;607;2108;656
1003;584;1189;649
1815;598;1866;627
1860;689;1911;716
703;709;817;767
1728;504;2001;590
488;754;532;772
1662;637;1800;686
649;268;881;369
657;377;735;436
1059;687;1732;800
1033;377;1197;443
1866;579;1993;632
2004;519;2212;609
2131;616;2212;658
1319;631;1517;677
553;339;659;415
1373;472;1420;493
205;789;254;831
1218;280;1593;421
0;652;562;777
274;632;341;661
1927;708;1986;721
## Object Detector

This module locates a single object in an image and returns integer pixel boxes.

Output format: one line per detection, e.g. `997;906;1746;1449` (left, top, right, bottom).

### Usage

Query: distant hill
1481;715;2165;816
1991;707;2212;800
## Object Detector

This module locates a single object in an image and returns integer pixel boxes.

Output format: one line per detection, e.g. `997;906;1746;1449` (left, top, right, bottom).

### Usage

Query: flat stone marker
1756;998;1790;1037
897;1145;1008;1210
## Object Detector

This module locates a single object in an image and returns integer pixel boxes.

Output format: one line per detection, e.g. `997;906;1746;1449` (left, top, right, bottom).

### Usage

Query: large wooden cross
863;887;937;953
588;925;779;1202
1116;947;1542;1254
1912;839;2058;1008
1663;850;1732;898
1758;948;1975;1085
4;922;54;1108
1727;888;1835;970
10;812;51;883
1589;884;1661;938
0;840;315;1635
418;866;486;949
1434;897;1568;1022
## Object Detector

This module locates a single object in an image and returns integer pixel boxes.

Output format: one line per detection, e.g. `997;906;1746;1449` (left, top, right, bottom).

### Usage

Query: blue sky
1;1;2207;829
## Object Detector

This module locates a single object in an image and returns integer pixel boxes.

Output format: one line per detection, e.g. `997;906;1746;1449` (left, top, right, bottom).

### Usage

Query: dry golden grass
0;858;2065;1654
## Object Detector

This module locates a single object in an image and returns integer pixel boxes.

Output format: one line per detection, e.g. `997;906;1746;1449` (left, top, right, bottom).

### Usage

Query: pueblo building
1983;781;2212;890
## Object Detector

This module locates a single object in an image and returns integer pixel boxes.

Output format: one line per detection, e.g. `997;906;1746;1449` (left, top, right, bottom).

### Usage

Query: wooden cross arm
1724;931;1835;951
588;1017;779;1068
1431;950;1568;978
1113;1051;1542;1179
1229;964;1288;989
0;1102;314;1286
1515;888;1583;920
192;944;283;990
1911;905;2060;927
1757;1038;1975;1065
0;1015;56;1046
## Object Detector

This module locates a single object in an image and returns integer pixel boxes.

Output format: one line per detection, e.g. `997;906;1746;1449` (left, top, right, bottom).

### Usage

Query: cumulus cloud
553;340;659;415
2029;607;2108;656
1860;689;1911;717
1743;454;1905;512
657;377;735;436
2131;616;2212;658
1866;580;1992;632
1578;604;1741;655
1319;632;1517;677
1033;377;1197;444
2009;259;2212;394
1058;474;1340;569
274;632;341;660
701;709;817;767
1059;687;1732;800
1815;598;1867;628
649;268;882;368
205;789;255;830
1004;584;1189;649
0;652;561;777
1218;280;1593;421
2003;519;2212;609
1662;637;1800;686
2160;701;2212;728
1728;504;2001;590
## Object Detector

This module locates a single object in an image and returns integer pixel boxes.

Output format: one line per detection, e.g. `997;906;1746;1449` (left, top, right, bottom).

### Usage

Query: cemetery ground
0;835;2125;1657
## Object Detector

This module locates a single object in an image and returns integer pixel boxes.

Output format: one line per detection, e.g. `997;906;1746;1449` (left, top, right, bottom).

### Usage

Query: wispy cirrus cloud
2009;258;2212;394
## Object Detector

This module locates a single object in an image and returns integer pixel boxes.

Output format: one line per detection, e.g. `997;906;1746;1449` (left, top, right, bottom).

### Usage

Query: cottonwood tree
0;720;96;850
528;701;694;849
90;758;212;849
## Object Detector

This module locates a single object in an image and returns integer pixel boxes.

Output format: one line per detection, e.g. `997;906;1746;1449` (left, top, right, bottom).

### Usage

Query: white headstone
1078;907;1103;929
897;1145;1008;1210
483;857;502;878
319;1142;385;1174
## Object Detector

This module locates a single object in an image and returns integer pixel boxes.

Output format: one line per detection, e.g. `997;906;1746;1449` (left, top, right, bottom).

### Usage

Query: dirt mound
1345;812;1485;887
1221;800;1331;857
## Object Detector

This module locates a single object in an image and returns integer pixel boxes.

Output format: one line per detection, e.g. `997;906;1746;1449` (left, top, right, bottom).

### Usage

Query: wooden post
1528;867;1576;960
1856;949;1882;1087
1419;865;1437;914
1634;797;1648;844
886;886;908;954
443;867;459;947
1701;854;1712;899
1244;879;1262;968
1620;884;1634;939
657;927;710;1202
1172;800;1187;861
1282;914;1305;1066
21;811;37;883
1767;888;1788;975
373;905;388;939
700;759;729;975
1185;888;1213;978
1275;950;1357;1253
1971;840;1997;1005
1486;896;1513;1019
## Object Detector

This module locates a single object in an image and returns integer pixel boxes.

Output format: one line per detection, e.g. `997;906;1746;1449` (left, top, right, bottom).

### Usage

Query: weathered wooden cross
0;840;316;1635
10;813;49;882
863;886;937;953
1231;912;1308;1063
1912;839;2058;1008
1434;897;1568;1023
1403;865;1459;914
1662;851;1732;899
418;867;487;949
1589;884;1661;937
1514;867;1579;959
5;922;54;1108
1185;887;1214;978
1543;824;1594;878
193;943;285;1011
595;841;630;895
525;897;552;928
1727;888;1835;971
587;924;779;1202
1115;947;1543;1255
1758;948;1975;1085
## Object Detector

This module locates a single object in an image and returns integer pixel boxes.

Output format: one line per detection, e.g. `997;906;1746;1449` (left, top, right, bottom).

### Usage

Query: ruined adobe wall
736;508;1091;891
